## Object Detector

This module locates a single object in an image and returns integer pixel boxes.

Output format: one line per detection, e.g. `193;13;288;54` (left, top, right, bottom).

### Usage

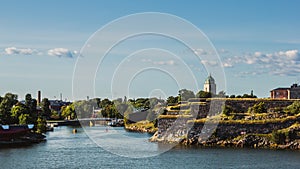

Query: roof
270;87;290;92
204;75;215;84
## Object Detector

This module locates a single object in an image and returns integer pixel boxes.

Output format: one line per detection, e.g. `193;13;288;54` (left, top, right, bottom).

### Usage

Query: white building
204;74;216;95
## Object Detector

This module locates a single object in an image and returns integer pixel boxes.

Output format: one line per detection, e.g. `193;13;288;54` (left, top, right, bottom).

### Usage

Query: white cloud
223;49;300;76
5;47;36;55
193;48;208;55
219;49;230;54
153;60;175;65
141;58;176;66
47;48;75;58
223;62;233;68
201;60;218;67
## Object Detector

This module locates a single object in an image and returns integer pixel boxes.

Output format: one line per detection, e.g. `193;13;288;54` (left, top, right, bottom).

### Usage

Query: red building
270;88;290;99
270;83;300;99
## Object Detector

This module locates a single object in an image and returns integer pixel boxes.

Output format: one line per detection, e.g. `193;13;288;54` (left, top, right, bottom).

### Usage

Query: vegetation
190;114;299;124
167;96;179;105
271;122;300;144
178;89;195;101
285;101;300;115
0;93;47;133
41;98;51;119
222;105;233;116
196;90;211;98
248;102;267;114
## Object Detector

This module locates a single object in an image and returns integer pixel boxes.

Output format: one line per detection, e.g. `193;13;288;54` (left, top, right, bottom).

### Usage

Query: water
0;126;299;169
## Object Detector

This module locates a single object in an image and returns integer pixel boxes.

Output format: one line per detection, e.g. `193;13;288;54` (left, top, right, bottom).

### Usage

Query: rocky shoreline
125;125;157;134
150;131;300;150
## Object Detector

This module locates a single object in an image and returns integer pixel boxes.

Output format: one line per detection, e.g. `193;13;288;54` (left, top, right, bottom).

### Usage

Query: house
270;83;300;99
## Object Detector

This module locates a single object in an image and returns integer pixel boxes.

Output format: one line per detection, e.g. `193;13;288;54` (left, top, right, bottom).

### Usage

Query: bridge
46;118;123;127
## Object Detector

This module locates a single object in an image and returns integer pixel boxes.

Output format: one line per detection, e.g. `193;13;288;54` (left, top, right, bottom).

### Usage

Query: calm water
0;126;299;169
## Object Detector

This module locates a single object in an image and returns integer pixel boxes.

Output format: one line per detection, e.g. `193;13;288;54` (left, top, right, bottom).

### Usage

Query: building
204;74;216;95
270;83;300;99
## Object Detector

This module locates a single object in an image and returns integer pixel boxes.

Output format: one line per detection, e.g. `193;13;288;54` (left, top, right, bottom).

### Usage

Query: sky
1;0;300;101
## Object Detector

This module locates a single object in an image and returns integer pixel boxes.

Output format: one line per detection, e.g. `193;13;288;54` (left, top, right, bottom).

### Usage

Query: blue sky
1;0;300;100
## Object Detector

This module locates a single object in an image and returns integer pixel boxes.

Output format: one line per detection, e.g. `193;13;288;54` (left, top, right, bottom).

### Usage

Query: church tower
204;74;216;95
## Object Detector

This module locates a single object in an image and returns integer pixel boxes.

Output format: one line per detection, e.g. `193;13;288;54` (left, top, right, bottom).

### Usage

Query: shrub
248;102;267;114
271;130;286;144
285;101;300;115
222;105;233;116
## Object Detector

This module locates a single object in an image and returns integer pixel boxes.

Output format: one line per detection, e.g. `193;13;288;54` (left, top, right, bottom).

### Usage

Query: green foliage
61;104;76;120
0;93;18;124
167;96;179;105
196;90;211;98
11;102;30;124
179;89;195;101
222;105;233;116
285;101;300;115
19;113;30;125
36;117;46;133
248;102;267;114
229;95;235;98
41;98;51;119
271;130;286;144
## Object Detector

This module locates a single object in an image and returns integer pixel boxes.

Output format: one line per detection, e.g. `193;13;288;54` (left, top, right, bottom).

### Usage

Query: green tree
271;130;286;144
196;90;211;98
19;113;30;125
24;94;38;124
11;102;30;124
248;102;267;114
36;117;46;133
222;105;233;116
285;101;300;115
229;95;236;98
61;104;76;120
41;98;51;119
167;96;178;105
179;89;195;101
0;93;18;124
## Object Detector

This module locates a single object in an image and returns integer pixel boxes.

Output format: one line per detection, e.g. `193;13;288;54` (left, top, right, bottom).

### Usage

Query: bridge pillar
89;120;95;127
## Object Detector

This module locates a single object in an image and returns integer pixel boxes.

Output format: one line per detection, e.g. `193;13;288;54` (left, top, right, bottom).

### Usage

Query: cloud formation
201;60;218;67
223;49;300;76
3;47;77;58
141;58;176;66
5;47;36;55
192;48;208;55
47;48;76;58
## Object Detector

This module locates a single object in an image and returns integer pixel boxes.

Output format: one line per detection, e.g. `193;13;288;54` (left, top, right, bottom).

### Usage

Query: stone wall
181;99;296;118
224;99;295;113
157;99;300;143
156;116;299;143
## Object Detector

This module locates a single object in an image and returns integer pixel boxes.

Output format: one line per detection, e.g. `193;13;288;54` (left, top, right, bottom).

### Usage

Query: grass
158;114;193;119
125;120;157;132
188;114;299;125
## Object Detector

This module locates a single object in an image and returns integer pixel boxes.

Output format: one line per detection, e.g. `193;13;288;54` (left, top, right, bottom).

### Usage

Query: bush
222;105;233;116
36;117;46;133
285;101;300;115
271;130;287;144
248;102;267;114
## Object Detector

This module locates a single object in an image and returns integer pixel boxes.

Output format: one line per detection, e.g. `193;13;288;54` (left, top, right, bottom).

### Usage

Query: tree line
0;93;52;133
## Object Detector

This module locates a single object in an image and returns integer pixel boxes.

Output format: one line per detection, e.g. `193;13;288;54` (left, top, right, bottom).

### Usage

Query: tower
37;90;41;105
204;74;216;95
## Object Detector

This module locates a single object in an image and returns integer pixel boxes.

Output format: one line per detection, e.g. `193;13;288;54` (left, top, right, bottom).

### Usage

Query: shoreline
149;131;300;150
